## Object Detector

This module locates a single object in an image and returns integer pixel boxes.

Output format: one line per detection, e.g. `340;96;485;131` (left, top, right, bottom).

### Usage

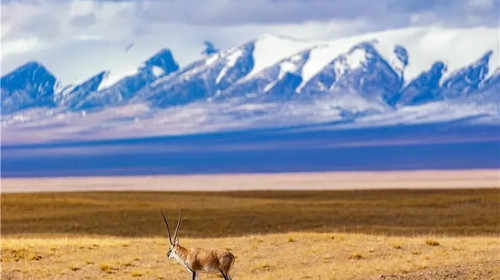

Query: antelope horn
173;210;182;242
160;210;173;245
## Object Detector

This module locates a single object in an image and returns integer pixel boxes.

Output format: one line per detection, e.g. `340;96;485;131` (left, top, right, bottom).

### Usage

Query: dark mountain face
1;62;57;114
137;42;256;107
440;51;493;99
141;48;180;75
70;48;180;111
57;71;108;109
397;62;446;106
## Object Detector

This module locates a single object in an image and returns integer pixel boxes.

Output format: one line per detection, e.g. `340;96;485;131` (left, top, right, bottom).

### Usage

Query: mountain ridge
1;27;499;143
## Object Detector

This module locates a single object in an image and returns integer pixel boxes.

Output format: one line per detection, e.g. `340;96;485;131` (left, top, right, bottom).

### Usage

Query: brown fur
173;244;235;274
161;210;235;279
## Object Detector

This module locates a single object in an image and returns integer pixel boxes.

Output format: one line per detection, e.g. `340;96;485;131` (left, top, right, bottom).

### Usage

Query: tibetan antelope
160;210;235;280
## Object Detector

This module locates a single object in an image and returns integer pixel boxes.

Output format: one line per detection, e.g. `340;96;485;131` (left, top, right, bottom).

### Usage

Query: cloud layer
1;0;498;84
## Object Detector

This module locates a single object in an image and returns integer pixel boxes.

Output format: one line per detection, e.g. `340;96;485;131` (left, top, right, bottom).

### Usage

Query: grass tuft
425;239;440;246
68;265;80;271
255;264;274;272
348;252;364;260
131;271;143;277
29;254;43;261
99;263;114;274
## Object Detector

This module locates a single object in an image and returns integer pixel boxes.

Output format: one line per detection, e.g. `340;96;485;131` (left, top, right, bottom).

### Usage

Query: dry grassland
2;189;499;237
1;175;499;279
1;233;499;280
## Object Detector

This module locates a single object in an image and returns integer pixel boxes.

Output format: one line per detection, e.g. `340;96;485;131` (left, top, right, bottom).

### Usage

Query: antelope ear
174;238;179;244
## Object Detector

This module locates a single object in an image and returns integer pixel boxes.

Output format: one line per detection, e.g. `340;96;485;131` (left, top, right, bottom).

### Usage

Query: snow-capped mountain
1;62;58;114
1;49;179;113
221;47;310;101
440;51;493;99
1;27;499;144
56;71;109;109
396;62;446;106
136;42;255;107
480;68;500;96
71;48;179;110
298;42;404;106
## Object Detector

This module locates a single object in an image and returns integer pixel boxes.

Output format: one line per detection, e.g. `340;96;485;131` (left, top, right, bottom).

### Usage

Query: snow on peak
152;66;165;77
344;46;369;70
216;48;244;84
246;34;315;79
205;53;220;65
97;69;138;91
366;27;499;83
278;60;299;79
297;40;379;92
295;27;498;91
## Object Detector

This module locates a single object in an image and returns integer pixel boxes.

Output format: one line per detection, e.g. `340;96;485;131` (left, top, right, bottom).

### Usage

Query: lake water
2;123;499;177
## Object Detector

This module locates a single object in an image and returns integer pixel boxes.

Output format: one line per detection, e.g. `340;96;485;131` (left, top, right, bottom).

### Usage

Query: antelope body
161;211;235;280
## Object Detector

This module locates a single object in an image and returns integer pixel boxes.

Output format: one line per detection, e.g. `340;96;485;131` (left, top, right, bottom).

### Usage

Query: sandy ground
1;169;498;193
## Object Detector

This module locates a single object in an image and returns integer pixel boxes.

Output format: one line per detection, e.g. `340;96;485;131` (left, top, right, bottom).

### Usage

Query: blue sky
1;0;498;84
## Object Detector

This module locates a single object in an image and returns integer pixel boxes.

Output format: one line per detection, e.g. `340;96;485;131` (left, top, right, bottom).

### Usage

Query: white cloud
1;37;44;57
1;0;498;86
467;0;495;10
1;0;371;85
68;0;94;18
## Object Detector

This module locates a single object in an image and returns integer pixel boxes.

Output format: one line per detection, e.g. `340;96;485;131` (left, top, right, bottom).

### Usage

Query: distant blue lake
2;123;499;177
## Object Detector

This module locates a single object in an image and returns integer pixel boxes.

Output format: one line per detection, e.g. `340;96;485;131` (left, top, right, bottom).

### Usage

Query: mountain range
1;27;499;144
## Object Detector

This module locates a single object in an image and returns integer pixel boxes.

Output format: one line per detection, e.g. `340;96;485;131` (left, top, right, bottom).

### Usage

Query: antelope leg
219;269;230;280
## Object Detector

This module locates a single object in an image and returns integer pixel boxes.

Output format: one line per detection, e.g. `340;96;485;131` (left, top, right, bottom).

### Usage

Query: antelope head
160;210;182;259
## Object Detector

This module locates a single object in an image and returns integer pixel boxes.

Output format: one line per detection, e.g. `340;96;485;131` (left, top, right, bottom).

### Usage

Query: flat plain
2;169;497;192
1;170;499;279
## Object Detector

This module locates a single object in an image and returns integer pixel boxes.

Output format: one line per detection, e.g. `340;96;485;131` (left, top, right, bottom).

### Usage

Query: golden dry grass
1;187;499;279
1;233;499;279
2;189;499;237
